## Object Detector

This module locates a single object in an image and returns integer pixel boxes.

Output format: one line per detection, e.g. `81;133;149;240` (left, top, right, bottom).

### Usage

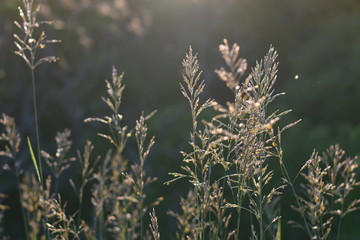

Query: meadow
1;0;360;239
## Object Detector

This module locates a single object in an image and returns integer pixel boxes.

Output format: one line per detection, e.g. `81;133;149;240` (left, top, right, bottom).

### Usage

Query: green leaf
27;137;41;182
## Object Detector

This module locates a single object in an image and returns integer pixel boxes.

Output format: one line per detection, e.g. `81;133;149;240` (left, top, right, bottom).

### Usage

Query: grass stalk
27;136;50;239
31;69;43;185
77;189;83;229
235;183;245;239
99;208;104;240
214;171;228;239
54;177;59;198
279;158;312;238
31;71;51;239
336;215;343;240
259;162;264;240
140;171;144;240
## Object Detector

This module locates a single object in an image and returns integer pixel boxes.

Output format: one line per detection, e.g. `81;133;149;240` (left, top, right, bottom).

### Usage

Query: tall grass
292;145;360;240
14;0;60;184
12;0;60;238
0;0;359;239
167;41;360;240
168;40;294;239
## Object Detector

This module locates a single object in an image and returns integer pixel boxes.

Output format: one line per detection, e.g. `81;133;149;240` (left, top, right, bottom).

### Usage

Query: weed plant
0;0;359;239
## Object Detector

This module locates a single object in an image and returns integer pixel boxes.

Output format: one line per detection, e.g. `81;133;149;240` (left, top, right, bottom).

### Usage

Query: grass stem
259;162;264;240
31;69;43;184
31;68;51;240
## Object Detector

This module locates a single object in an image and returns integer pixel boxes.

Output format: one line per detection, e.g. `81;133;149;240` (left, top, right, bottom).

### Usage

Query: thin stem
31;69;43;184
217;180;225;238
54;176;59;198
236;194;246;239
279;156;312;238
140;169;144;240
77;188;84;228
31;69;50;240
98;174;104;240
207;165;213;240
236;183;244;239
235;158;246;239
335;197;345;240
236;207;241;239
99;209;104;240
189;94;202;240
336;215;343;240
259;161;264;240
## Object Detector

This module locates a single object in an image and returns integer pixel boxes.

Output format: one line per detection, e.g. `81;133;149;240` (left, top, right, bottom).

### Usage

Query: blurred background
1;0;360;239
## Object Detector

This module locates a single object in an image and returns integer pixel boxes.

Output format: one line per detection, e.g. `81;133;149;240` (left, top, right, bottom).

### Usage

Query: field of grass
1;1;360;239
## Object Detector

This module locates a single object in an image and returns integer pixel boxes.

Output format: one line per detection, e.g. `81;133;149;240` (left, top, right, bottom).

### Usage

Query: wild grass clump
292;145;360;240
168;40;297;240
84;66;161;239
0;0;359;239
1;64;161;239
167;40;360;240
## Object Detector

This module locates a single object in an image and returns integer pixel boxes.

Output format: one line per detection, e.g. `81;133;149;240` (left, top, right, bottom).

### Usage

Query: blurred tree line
1;0;360;238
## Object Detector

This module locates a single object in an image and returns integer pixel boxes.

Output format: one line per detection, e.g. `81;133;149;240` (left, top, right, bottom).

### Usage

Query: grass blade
27;137;41;183
276;218;281;240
